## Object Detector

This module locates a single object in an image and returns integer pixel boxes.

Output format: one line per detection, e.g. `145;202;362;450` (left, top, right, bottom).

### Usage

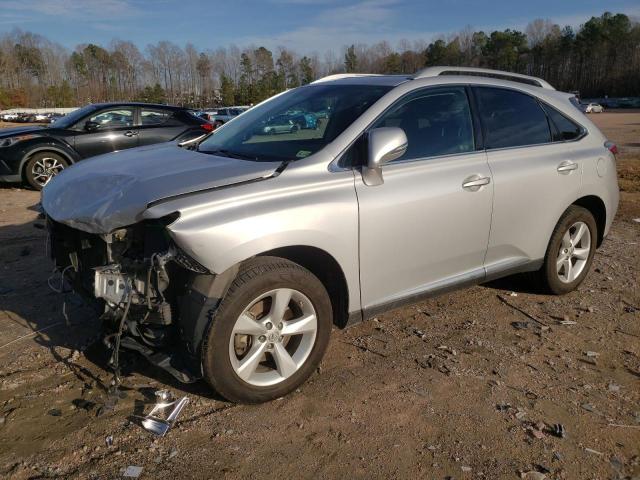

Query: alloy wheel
31;156;65;187
228;288;317;387
556;221;591;283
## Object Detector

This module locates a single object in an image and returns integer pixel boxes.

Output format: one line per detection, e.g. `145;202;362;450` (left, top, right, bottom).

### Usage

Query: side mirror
363;127;408;186
84;120;99;132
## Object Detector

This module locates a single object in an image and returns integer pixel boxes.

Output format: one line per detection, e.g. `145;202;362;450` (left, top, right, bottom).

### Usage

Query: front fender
145;166;361;313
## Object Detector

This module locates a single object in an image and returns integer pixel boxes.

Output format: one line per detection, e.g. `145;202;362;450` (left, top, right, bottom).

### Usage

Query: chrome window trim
328;82;589;173
382;149;482;168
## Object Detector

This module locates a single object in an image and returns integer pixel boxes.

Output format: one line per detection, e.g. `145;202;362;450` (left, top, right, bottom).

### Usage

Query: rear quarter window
474;87;551;149
140;109;173;126
541;104;584;141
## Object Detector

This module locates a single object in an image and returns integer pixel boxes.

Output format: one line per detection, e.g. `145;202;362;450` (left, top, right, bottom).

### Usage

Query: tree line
0;11;638;109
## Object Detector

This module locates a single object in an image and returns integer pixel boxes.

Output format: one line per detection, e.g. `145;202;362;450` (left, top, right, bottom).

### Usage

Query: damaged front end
47;213;211;384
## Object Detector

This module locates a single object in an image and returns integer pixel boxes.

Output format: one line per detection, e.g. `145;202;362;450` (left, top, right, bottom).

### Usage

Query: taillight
201;123;213;132
605;141;618;156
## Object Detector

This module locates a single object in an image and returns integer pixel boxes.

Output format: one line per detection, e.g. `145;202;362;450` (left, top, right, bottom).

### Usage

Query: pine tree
344;45;358;72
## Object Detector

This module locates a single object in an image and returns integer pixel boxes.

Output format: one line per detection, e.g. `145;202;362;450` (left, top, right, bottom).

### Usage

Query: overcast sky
1;0;638;53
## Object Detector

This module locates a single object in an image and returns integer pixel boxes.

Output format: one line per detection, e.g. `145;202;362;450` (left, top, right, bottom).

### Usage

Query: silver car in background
582;102;605;113
42;67;619;403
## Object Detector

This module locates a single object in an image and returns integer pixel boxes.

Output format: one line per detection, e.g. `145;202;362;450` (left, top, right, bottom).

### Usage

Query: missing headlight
172;246;209;274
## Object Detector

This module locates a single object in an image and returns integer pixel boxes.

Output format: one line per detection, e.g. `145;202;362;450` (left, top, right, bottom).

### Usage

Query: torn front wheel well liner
176;264;239;363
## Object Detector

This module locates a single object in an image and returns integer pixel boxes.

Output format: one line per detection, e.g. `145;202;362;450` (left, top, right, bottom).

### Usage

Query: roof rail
414;66;555;90
311;73;383;84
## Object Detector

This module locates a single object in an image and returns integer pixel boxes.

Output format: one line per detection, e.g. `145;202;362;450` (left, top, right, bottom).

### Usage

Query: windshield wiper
202;149;258;160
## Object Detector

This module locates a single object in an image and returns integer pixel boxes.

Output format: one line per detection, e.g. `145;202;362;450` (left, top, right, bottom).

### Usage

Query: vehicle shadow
0;205;225;403
1;196;542;404
482;273;543;295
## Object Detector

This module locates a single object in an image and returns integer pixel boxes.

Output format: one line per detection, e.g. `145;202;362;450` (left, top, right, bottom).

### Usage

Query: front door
73;107;138;158
355;86;493;312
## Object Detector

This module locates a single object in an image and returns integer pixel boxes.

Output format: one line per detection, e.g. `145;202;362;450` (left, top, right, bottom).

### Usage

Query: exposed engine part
47;216;204;385
94;265;132;305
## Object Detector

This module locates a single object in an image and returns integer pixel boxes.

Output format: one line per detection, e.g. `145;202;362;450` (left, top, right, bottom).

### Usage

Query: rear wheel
201;257;332;403
532;205;597;294
24;152;69;190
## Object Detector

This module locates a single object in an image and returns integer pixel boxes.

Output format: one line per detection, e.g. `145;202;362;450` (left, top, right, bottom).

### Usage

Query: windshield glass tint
198;84;392;161
50;105;97;129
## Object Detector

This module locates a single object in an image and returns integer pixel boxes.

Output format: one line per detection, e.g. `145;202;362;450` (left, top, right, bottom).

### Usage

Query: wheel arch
572;195;606;247
20;146;75;182
257;245;351;329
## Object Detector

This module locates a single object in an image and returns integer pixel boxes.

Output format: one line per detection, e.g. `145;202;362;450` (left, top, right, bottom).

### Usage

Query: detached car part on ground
42;67;619;404
0;102;212;190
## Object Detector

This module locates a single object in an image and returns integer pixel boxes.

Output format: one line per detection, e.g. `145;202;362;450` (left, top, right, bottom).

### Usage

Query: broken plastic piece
141;396;189;437
547;423;566;438
154;389;173;402
123;465;143;478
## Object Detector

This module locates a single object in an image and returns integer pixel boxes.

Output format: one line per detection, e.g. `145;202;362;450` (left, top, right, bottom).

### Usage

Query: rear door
475;86;583;275
137;107;191;147
73;107;138;158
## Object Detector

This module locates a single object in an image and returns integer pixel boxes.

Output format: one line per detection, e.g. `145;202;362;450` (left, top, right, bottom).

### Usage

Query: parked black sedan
0;102;213;189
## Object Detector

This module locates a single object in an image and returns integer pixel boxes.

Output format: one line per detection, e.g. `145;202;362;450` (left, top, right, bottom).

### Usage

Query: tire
201;256;332;403
531;205;597;295
24;152;69;191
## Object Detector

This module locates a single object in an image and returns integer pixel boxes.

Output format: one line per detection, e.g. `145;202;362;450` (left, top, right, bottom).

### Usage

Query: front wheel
24;152;69;190
533;205;597;295
201;257;332;403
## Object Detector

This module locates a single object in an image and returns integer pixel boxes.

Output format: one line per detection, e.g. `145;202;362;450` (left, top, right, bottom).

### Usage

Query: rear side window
474;87;551;149
141;109;173;126
541;104;583;141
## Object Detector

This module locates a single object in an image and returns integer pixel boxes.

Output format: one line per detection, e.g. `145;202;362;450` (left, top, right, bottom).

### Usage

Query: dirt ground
0;112;638;480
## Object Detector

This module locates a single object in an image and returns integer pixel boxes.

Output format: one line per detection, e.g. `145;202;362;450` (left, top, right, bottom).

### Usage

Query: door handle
124;130;138;137
557;161;578;173
462;175;491;191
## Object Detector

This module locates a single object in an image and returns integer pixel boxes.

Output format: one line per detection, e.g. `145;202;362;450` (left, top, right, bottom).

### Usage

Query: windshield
50;105;98;129
198;84;392;161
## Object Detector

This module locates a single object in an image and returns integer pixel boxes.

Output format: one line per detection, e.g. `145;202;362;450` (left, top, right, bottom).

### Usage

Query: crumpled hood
42;142;282;234
0;126;45;137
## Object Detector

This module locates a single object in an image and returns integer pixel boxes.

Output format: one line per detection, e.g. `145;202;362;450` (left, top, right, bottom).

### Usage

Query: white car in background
582;102;604;113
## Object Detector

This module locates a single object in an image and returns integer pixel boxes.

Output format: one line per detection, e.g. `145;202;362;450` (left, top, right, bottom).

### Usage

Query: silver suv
42;67;619;403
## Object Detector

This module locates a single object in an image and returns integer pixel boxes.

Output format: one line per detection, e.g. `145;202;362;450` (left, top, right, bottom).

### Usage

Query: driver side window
88;108;134;129
372;87;475;162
